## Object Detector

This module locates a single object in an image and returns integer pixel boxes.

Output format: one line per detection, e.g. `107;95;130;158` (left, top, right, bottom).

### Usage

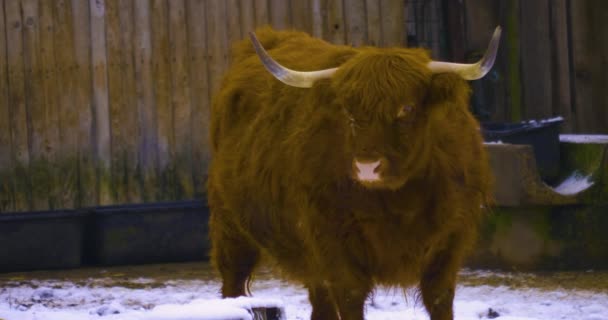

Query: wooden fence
1;0;607;213
0;0;409;212
456;0;608;133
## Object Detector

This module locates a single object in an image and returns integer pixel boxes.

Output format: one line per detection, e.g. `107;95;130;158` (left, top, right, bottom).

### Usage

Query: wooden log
520;0;553;120
365;0;381;46
90;0;112;205
39;0;63;210
151;0;177;201
254;0;269;27
549;0;573;132
379;0;404;47
22;0;51;211
134;0;159;202
53;0;79;208
325;0;345;44
269;0;289;30
5;0;31;211
73;0;96;207
343;0;366;46
0;0;14;212
240;0;256;34
187;0;212;199
168;0;194;199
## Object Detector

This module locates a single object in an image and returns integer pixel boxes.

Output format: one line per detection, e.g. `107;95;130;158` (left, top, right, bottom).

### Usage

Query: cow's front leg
419;244;463;320
307;283;339;320
329;280;372;320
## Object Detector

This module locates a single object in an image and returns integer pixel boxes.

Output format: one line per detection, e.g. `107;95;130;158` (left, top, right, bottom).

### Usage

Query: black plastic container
0;209;89;272
482;117;563;182
89;200;210;266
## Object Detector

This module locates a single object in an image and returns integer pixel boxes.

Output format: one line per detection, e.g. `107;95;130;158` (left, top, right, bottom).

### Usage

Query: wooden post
269;0;289;30
311;0;325;38
151;0;177;201
549;0;573;132
254;0;269;27
343;0;366;46
54;0;80;208
73;0;96;207
169;0;194;199
291;0;311;33
520;0;553;120
134;0;159;202
6;0;31;211
365;0;381;46
240;0;256;35
379;0;405;47
325;0;345;44
22;0;50;210
0;0;14;211
39;0;63;209
187;0;212;199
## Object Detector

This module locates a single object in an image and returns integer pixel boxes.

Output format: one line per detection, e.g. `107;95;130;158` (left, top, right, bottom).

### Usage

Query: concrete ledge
486;140;607;206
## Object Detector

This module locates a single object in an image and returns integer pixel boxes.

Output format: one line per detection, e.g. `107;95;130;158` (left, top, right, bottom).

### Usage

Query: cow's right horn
427;26;502;80
249;32;338;88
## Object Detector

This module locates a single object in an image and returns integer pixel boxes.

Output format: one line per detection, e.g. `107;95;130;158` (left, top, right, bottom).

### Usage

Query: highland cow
208;27;499;320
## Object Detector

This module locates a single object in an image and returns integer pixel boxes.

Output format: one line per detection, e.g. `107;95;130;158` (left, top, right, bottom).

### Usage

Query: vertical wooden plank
5;0;31;211
445;0;466;61
254;0;268;27
207;0;229;97
365;0;381;46
90;0;112;205
0;0;14;211
105;0;140;204
549;0;573;132
227;0;242;43
54;0;79;208
240;0;255;34
343;0;366;46
186;0;211;199
269;0;289;30
72;0;96;207
520;0;553;120
325;0;345;44
119;0;142;202
22;0;50;210
311;0;325;38
570;0;608;133
291;0;311;33
168;0;194;199
133;0;159;201
379;0;404;47
39;0;63;209
151;0;177;201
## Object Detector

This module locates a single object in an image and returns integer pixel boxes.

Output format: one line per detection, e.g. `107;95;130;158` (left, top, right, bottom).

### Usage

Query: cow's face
332;49;432;189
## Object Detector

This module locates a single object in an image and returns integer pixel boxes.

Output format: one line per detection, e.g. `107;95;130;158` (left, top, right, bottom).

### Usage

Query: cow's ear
425;73;471;106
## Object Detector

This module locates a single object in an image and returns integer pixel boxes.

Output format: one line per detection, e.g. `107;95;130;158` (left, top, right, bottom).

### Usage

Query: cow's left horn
427;26;502;80
249;32;338;88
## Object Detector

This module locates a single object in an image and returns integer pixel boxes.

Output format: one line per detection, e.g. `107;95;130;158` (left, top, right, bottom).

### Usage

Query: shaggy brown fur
208;27;492;320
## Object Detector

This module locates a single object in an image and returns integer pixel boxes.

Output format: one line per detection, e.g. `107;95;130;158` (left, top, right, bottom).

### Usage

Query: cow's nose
354;160;382;181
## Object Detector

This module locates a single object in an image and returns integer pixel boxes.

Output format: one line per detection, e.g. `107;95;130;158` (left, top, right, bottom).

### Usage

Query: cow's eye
397;105;414;118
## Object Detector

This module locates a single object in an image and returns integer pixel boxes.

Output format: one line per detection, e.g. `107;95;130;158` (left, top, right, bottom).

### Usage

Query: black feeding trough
481;117;564;183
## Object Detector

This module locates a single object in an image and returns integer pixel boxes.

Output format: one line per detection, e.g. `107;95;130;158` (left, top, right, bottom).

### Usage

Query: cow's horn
427;26;502;80
249;32;338;88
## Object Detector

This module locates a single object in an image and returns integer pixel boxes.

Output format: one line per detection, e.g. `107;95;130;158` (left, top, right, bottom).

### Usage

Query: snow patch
551;172;594;195
560;134;608;144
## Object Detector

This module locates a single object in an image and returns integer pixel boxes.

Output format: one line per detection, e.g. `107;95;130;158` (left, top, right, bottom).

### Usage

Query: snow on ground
0;263;607;320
